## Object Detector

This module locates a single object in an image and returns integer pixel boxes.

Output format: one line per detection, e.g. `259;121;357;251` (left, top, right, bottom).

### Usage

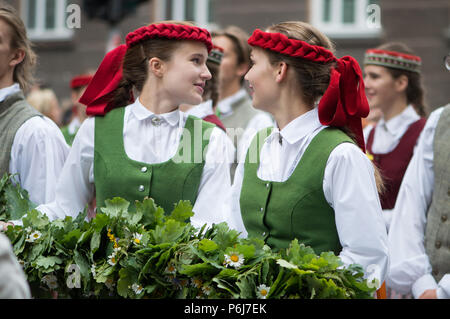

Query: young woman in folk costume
36;22;237;230
363;43;427;231
230;21;389;288
60;73;93;146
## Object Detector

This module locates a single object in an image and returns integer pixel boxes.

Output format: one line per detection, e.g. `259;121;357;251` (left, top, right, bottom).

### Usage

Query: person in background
60;73;93;145
212;26;274;180
0;4;69;232
387;53;450;299
26;87;62;127
363;42;428;231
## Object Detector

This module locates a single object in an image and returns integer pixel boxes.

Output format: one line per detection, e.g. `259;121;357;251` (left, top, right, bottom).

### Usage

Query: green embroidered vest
240;127;354;253
94;107;215;214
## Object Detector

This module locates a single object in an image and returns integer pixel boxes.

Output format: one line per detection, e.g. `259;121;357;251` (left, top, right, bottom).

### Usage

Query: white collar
266;108;322;145
0;83;21;103
378;105;420;136
184;99;214;118
217;88;248;115
130;96;181;127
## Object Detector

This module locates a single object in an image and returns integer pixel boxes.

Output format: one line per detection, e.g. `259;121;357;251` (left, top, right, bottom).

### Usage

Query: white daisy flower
132;283;144;295
191;278;202;289
26;230;42;243
132;233;143;246
202;285;212;296
41;274;58;290
256;284;270;299
108;253;118;266
25;227;32;233
224;252;245;269
164;263;177;274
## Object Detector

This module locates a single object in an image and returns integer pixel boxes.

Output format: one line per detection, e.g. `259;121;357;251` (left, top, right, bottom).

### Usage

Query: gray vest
0;91;41;177
221;93;261;148
424;105;450;282
220;92;270;181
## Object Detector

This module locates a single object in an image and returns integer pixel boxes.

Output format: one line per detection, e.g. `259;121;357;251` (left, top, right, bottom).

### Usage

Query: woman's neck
273;89;312;130
139;89;178;115
382;96;408;122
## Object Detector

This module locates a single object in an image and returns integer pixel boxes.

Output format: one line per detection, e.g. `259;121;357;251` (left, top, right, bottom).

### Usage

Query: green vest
94;107;215;213
0;91;41;176
240;127;354;253
61;125;77;146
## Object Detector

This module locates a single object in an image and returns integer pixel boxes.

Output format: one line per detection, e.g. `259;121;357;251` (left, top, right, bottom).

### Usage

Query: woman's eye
192;58;200;64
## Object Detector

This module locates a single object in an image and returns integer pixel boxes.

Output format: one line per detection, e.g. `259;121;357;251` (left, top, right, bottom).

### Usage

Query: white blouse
2;84;70;206
363;105;421;230
230;108;389;286
37;97;237;231
387;105;449;299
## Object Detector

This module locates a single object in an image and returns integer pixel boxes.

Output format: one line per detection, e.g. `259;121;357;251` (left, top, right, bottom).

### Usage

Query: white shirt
37;97;237;231
387;106;449;299
363;105;421;230
1;84;69;206
230;108;389;285
183;99;236;165
217;88;275;163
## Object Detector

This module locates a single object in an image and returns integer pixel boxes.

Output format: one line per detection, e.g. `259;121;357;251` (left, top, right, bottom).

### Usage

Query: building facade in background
6;0;450;113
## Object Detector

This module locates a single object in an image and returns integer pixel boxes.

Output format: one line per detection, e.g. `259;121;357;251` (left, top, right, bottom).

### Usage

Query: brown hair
264;21;336;107
261;21;385;194
112;21;196;108
375;42;427;117
203;59;220;107
0;4;37;92
211;25;251;84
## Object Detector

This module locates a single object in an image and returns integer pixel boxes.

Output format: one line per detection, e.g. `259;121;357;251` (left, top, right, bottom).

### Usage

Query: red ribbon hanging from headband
79;44;128;116
79;24;213;116
248;29;369;152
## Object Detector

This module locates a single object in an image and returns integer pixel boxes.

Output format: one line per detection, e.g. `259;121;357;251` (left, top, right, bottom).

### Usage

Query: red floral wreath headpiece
248;29;370;152
79;23;213;116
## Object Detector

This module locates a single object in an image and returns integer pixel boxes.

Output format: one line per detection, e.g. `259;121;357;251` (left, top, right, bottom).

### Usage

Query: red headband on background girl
79;23;213;116
70;74;93;89
248;29;370;152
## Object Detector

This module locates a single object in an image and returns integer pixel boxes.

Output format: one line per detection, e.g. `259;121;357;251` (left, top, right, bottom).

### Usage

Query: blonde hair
27;88;58;115
0;4;37;92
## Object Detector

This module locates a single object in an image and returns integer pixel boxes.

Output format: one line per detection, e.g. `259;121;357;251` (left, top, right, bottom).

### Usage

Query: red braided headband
247;29;370;152
70;74;93;89
79;23;213;116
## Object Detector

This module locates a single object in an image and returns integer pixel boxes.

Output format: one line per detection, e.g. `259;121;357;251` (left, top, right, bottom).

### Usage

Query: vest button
138;185;145;192
260;207;264;212
262;232;266;237
442;215;448;222
266;183;270;188
435;241;441;249
141;167;148;173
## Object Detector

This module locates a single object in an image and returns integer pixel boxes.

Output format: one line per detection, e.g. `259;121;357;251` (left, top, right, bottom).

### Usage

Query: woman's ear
9;48;25;68
148;57;164;77
395;74;409;93
275;61;288;83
